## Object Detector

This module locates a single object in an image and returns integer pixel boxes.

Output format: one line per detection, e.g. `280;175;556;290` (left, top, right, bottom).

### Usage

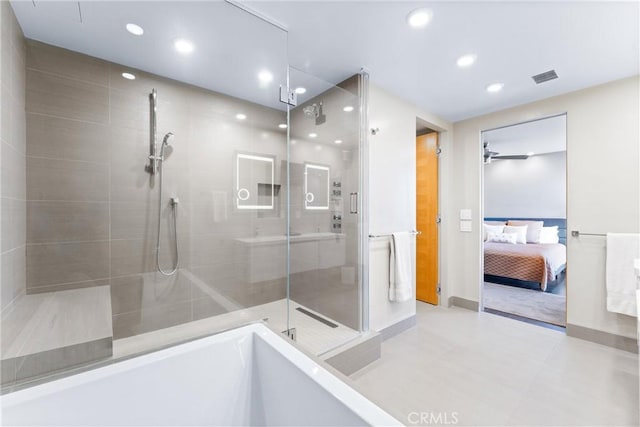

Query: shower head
162;132;174;147
302;103;326;126
303;105;317;118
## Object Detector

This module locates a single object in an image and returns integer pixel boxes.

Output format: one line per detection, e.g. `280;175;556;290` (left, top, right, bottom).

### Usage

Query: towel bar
571;230;606;237
369;230;421;238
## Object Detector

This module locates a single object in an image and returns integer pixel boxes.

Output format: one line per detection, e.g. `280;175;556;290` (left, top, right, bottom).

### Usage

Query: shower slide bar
368;230;421;238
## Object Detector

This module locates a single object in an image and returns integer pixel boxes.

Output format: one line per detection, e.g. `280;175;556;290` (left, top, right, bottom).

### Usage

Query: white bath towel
606;233;640;317
389;232;412;302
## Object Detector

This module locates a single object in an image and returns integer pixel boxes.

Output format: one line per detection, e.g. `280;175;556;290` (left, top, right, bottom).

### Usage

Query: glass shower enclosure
0;0;367;388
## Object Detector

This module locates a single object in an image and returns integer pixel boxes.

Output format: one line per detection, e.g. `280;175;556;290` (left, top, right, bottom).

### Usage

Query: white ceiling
11;1;639;122
483;114;566;156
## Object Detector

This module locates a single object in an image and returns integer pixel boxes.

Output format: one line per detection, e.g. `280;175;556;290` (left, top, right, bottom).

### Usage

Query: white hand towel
606;233;640;317
389;232;412;302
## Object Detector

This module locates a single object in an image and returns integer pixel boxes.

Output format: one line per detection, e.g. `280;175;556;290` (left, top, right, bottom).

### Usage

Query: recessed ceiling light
407;8;433;28
456;54;477;68
174;38;194;54
309;133;318;138
258;70;273;84
294;87;307;94
235;113;247;120
526;152;535;156
343;106;354;112
486;83;504;93
126;23;144;36
334;139;343;144
278;123;287;129
121;72;136;80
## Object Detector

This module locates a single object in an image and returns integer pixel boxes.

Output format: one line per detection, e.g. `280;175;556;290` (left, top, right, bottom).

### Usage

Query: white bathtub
1;323;400;426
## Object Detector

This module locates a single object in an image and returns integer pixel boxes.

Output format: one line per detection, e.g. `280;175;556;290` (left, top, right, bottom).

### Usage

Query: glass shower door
285;67;364;355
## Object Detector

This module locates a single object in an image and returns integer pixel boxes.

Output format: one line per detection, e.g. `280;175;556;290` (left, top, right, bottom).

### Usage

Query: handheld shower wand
156;131;179;276
148;89;179;276
162;132;174;148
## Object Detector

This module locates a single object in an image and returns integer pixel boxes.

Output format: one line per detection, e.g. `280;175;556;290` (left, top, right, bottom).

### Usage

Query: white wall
447;76;640;339
368;84;451;331
484;151;566;218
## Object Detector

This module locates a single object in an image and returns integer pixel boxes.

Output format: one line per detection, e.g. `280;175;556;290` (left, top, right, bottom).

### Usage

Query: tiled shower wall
22;41;290;338
1;2;27;313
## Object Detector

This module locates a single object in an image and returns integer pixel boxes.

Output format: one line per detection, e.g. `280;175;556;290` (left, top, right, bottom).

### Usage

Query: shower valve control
331;179;343;233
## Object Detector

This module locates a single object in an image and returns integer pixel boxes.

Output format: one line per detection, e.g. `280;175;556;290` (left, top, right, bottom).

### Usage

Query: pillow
484;221;506;226
539;226;560;244
486;232;517;244
484;224;504;241
503;225;528;244
507;220;544;243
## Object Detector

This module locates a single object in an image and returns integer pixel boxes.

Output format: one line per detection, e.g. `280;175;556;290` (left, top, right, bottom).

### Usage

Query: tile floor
351;302;639;426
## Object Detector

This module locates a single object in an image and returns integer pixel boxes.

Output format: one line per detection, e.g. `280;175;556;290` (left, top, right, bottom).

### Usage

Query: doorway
416;122;439;305
481;114;567;329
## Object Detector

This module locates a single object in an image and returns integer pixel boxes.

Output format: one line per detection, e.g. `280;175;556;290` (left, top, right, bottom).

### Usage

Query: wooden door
416;132;439;304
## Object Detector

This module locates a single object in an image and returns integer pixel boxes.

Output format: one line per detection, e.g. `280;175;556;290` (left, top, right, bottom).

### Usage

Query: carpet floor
483;282;566;327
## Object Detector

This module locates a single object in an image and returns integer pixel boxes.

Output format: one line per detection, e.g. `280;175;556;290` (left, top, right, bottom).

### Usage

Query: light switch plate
460;220;472;232
460;209;472;220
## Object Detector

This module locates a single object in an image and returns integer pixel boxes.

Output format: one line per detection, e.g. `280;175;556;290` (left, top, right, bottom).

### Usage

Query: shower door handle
350;192;358;214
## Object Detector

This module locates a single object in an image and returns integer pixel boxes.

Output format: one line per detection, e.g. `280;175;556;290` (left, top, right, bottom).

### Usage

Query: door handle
350;192;358;214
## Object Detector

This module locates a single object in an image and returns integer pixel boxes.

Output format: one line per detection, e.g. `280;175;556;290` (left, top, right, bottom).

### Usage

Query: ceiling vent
532;70;558;84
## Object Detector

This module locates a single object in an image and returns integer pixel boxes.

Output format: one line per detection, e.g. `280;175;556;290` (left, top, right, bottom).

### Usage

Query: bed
483;218;567;292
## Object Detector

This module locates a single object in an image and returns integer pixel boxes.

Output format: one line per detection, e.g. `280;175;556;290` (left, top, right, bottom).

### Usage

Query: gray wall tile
26;69;108;124
26;241;109;289
26;157;108;202
27;201;109;243
26;113;109;163
26;40;109;85
110;239;155;277
110;272;193;316
1;1;27;313
1;198;26;252
110;202;157;240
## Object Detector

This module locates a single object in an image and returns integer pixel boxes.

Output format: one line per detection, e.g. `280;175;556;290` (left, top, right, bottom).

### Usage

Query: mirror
304;163;330;210
236;153;276;210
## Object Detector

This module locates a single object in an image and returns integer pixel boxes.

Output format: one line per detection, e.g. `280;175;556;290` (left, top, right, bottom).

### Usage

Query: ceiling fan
483;142;529;163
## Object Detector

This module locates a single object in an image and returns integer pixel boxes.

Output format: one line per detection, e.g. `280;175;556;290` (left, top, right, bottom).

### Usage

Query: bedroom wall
446;75;640;342
368;83;452;331
484;151;566;218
